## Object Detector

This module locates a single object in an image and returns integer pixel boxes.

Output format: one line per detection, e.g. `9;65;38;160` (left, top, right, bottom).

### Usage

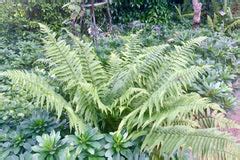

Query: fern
0;71;85;132
39;24;85;87
141;126;240;159
2;25;239;159
225;18;240;32
41;24;109;121
66;30;108;89
198;112;240;129
115;36;239;158
207;15;215;31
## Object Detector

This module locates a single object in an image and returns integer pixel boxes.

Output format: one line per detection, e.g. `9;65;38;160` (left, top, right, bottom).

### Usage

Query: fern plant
1;24;240;159
225;18;240;32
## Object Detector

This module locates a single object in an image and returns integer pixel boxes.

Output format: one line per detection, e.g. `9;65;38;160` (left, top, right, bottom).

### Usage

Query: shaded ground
227;78;240;141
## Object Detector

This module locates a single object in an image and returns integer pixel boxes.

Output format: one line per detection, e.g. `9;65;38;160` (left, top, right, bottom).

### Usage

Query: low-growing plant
104;132;135;159
20;110;65;138
31;131;67;160
65;127;105;159
0;130;33;159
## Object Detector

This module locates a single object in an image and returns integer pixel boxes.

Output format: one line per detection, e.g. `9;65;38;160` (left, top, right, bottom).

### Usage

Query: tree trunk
192;0;202;29
107;0;112;33
90;0;98;46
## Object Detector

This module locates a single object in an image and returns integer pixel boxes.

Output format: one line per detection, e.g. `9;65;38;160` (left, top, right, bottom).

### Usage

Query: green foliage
0;98;27;129
142;126;239;159
63;127;148;160
20;110;65;138
0;127;145;159
0;1;239;159
111;1;173;24
174;5;193;22
2;24;239;159
225;18;240;32
0;108;66;159
0;129;33;159
0;2;43;75
161;28;239;109
0;39;42;71
104;132;135;159
26;2;69;31
32;131;67;160
0;2;39;41
65;127;105;159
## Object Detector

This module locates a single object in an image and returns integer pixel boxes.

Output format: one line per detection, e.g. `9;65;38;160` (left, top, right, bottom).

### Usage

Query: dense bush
26;2;69;31
111;1;173;24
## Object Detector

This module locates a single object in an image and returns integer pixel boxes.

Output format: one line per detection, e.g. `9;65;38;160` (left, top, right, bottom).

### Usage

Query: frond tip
141;126;240;159
225;19;240;32
1;70;85;132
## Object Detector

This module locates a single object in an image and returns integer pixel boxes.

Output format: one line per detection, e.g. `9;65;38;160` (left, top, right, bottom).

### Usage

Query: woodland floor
227;77;240;142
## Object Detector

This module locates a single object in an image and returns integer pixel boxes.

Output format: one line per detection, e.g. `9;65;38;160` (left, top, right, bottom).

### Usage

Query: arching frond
67;30;108;89
108;52;124;76
207;15;214;31
40;25;109;114
120;32;143;65
141;93;220;130
119;93;219;131
225;19;240;32
198;113;240;129
39;23;85;89
1;70;85;132
111;87;149;113
141;126;240;160
139;37;206;92
106;44;169;104
136;66;206;122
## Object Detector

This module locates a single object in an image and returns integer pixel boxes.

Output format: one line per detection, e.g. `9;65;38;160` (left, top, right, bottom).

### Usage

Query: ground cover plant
0;1;240;160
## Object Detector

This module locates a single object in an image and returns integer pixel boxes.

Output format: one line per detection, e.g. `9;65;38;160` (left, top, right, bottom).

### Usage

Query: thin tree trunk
192;0;202;29
106;0;112;33
79;1;86;35
90;0;98;46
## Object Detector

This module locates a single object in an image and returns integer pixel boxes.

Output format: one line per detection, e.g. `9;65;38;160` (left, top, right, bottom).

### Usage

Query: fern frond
175;5;182;20
40;26;109;114
1;70;85;132
198;113;240;129
140;37;206;92
105;65;139;105
141;126;240;159
108;52;124;76
139;66;206;116
182;13;194;18
112;87;149;113
39;23;85;88
118;37;208;131
224;19;240;32
119;92;217;131
142;93;219;130
66;30;108;89
213;13;219;26
106;44;169;103
207;15;215;31
122;32;143;56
